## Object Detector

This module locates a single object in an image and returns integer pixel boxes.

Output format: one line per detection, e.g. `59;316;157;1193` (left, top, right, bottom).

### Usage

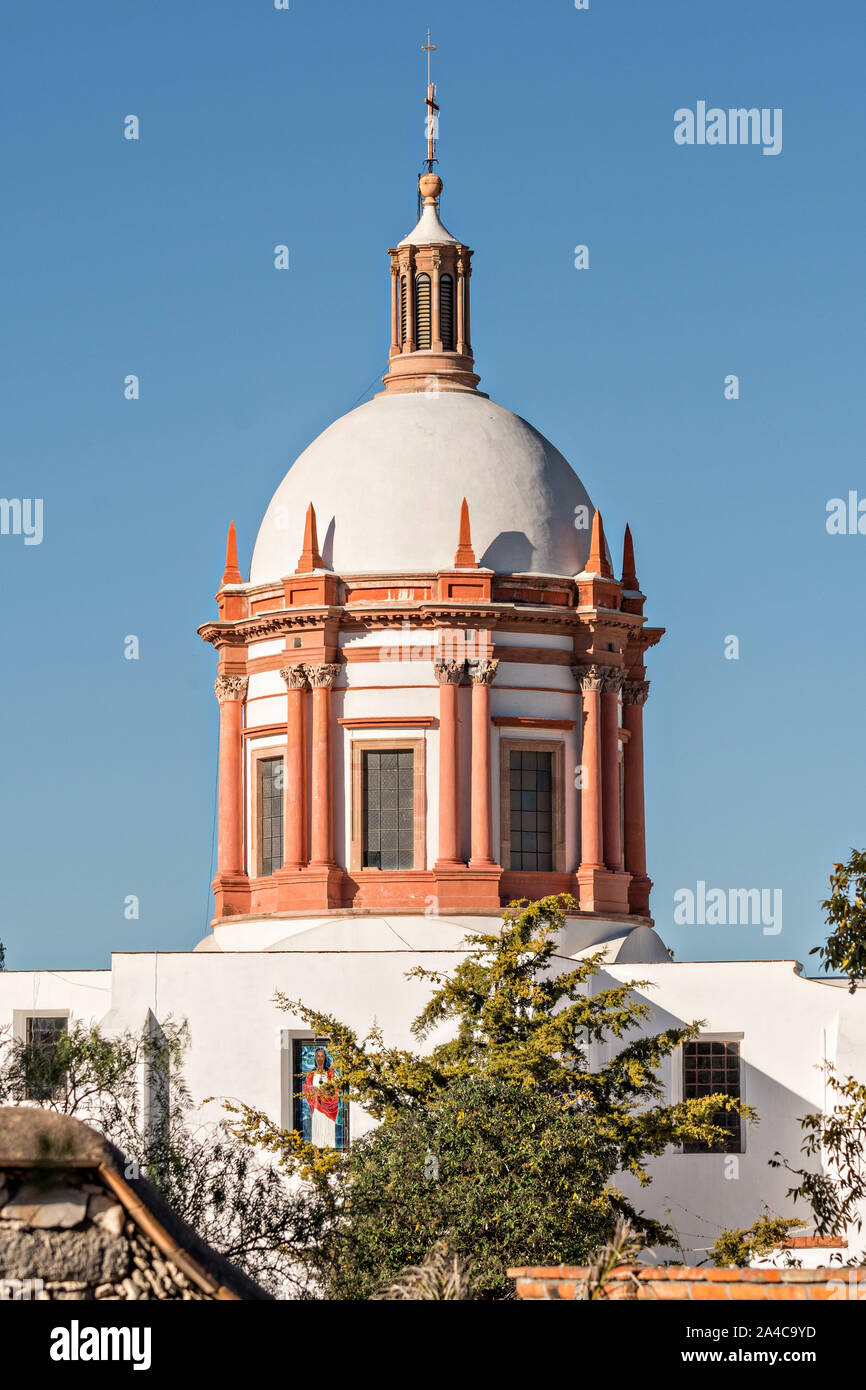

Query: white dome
250;391;595;583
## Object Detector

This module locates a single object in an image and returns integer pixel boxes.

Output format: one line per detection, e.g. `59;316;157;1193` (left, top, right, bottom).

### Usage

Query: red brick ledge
507;1265;864;1301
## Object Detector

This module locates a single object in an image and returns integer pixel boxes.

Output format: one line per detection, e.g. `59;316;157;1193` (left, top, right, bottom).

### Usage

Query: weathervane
422;28;439;172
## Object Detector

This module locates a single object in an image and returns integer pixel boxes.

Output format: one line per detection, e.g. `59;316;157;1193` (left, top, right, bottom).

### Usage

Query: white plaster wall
598;961;866;1260
3;952;862;1259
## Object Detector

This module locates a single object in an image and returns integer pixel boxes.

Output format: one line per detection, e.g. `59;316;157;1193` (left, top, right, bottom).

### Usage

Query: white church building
2;85;864;1267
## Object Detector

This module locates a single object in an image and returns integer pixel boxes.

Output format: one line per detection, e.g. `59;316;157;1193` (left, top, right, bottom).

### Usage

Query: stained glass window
683;1040;742;1153
259;756;284;877
292;1038;349;1151
363;749;414;870
509;749;553;871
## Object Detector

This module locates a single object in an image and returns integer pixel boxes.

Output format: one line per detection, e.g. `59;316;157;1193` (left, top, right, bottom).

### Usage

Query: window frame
250;746;285;879
498;737;566;872
349;737;427;873
681;1036;745;1155
283;1031;351;1152
12;1011;69;1102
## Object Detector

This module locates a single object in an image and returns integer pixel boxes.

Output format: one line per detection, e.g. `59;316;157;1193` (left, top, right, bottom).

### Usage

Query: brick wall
507;1265;864;1301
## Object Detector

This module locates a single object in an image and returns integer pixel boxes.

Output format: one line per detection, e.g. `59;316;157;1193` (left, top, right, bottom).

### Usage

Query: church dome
250;390;594;583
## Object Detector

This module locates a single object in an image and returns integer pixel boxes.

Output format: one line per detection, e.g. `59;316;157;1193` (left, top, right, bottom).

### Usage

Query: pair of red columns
574;663;649;889
434;658;498;868
214;664;339;880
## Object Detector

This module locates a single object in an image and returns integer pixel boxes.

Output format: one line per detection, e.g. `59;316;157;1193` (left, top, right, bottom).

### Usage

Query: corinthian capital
434;660;466;685
305;662;340;690
214;674;248;703
572;663;610;693
279;664;309;691
622;679;650;706
466;658;499;686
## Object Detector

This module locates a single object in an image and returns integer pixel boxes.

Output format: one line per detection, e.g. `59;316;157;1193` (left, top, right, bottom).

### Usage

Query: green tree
770;1063;866;1240
811;850;866;992
710;1213;802;1268
231;894;752;1297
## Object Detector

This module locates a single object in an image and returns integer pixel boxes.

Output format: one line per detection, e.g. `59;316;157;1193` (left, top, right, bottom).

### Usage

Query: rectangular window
683;1040;742;1153
258;755;284;877
509;749;553;871
22;1016;68;1101
292;1038;349;1151
363;749;414;870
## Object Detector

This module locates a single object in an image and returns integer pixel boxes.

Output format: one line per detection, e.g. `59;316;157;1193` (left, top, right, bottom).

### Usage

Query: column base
211;872;251;918
627;873;653;916
273;865;344;911
431;865;503;913
576;865;632;915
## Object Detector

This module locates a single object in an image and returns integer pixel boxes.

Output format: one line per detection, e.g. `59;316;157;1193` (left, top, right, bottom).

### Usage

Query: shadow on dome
479;531;534;573
321;516;336;570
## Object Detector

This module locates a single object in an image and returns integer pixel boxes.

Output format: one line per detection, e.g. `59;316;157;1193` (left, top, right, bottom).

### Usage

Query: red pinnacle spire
621;523;639;590
221;521;243;586
454;497;477;568
587;509;612;578
297;502;324;574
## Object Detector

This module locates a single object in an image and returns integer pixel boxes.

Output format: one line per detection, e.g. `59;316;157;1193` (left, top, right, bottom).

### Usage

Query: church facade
2;113;865;1268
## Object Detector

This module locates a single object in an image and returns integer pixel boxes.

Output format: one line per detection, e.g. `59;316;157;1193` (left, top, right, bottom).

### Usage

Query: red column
214;675;248;876
431;252;442;352
623;679;651;914
279;664;308;869
435;660;464;866
389;262;399;357
601;670;624;870
404;250;416;353
468;659;498;866
575;667;604;870
307;663;339;869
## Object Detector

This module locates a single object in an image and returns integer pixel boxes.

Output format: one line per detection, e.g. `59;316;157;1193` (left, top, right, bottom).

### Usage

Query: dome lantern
379;45;482;397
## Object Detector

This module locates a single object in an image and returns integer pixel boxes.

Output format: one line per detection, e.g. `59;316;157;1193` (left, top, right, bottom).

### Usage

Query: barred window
258;756;284;877
400;275;407;345
683;1040;742;1153
363;749;414;870
509;750;553;871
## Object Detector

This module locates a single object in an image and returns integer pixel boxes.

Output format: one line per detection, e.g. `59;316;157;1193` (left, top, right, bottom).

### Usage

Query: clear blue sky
2;0;863;970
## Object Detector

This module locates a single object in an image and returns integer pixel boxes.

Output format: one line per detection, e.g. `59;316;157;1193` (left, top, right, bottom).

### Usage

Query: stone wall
0;1107;270;1301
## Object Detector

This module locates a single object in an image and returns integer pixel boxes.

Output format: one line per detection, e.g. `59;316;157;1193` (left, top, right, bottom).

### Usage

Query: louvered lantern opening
415;273;432;350
400;276;407;346
440;274;454;350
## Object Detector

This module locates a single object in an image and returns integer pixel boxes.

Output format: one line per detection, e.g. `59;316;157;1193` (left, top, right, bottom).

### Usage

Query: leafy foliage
331;1077;621;1299
770;1063;866;1238
0;940;5;971
230;895;752;1297
710;1214;803;1268
811;850;866;992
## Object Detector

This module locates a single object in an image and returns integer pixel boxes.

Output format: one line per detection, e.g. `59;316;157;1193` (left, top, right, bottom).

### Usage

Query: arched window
440;274;454;351
400;276;407;346
415;273;432;350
